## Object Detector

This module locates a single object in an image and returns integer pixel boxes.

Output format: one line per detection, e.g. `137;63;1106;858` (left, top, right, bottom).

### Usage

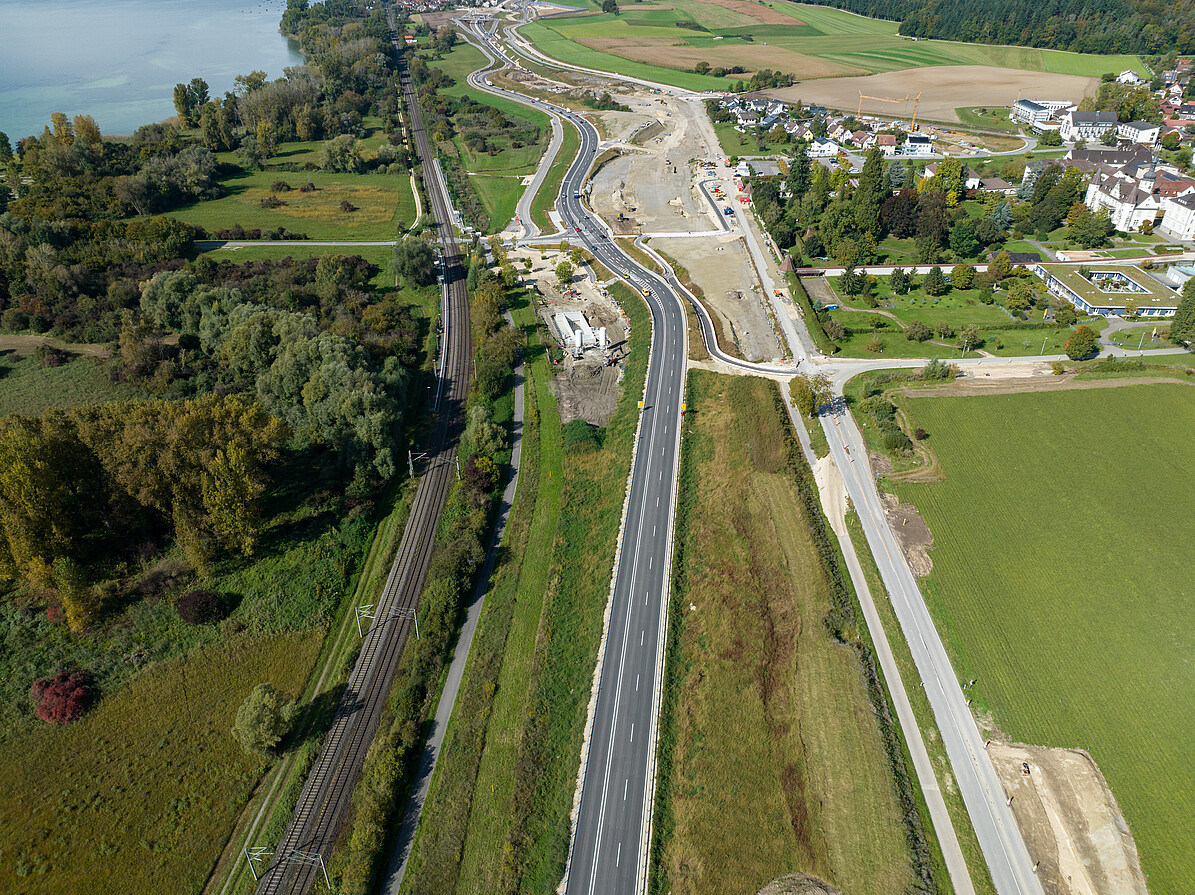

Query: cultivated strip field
892;381;1195;895
523;0;1144;94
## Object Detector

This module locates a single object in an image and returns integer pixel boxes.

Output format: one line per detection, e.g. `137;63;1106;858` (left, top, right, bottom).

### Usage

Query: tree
949;219;980;259
853;148;884;235
906;320;931;341
788;140;812;198
989;250;1013;281
232;683;297;756
393;237;437;287
923;265;947;296
951;263;975;289
178;589;227;625
1171;279;1195;344
555;260;574;289
601;0;619;12
1161;131;1181;151
319;133;363;173
31;670;95;725
889;267;912;295
1064;325;1099;359
788;372;832;418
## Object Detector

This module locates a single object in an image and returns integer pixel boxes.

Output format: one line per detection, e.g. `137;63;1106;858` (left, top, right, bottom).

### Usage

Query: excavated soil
756;873;846;895
878;488;933;576
989;743;1148;895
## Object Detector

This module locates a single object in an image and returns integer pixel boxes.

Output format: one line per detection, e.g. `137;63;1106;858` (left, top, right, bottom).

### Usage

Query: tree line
800;0;1195;55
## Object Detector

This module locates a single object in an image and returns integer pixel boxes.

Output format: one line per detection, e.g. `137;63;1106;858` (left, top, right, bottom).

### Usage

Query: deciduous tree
232;683;297;756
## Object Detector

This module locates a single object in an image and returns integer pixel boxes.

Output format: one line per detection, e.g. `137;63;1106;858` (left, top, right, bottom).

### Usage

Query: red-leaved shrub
31;670;95;724
178;589;227;625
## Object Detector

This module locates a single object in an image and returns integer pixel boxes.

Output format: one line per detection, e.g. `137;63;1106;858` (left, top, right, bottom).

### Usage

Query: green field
0;352;141;416
519;1;1144;91
893;383;1195;894
0;631;322;894
652;372;915;895
531;121;580;232
173;169;417;240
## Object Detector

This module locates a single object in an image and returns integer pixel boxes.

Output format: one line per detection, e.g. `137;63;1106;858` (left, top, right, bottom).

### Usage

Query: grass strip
530;121;581;233
844;511;997;895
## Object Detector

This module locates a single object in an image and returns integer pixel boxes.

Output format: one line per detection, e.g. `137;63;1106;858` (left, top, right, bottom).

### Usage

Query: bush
271;180;293;192
914;427;928;440
562;419;601;453
178;589;227;625
260;195;285;208
31;669;95;724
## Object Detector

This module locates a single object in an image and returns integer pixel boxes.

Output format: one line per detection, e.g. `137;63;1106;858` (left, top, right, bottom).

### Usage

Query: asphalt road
459;23;693;893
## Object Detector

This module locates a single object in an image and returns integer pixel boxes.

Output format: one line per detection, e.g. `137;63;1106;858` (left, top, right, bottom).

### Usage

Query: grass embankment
843;511;996;895
892;382;1195;893
651;372;917;895
487;282;648;893
175;170;417;241
530;121;581;234
0;632;321;894
398;288;565;895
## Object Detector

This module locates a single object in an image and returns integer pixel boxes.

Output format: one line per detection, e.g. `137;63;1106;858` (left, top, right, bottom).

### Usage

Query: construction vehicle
857;90;922;130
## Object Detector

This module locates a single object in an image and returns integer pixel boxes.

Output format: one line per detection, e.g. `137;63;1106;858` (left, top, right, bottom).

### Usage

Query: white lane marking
624;779;629;801
616;842;621;867
656;496;660;507
630;723;635;743
636;673;640;690
649;556;653;569
641;630;645;645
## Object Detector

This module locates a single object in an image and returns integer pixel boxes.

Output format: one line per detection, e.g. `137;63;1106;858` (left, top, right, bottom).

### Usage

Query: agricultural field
892;382;1195;894
521;1;1144;114
653;372;915;895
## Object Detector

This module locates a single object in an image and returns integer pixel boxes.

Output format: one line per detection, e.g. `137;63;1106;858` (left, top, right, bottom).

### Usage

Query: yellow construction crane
857;91;922;129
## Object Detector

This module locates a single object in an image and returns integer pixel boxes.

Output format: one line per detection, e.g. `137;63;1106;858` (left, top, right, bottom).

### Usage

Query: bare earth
989;744;1148;895
655;235;780;362
767;66;1100;123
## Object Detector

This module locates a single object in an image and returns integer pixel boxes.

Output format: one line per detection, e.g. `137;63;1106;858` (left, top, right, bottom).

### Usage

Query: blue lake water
0;0;304;141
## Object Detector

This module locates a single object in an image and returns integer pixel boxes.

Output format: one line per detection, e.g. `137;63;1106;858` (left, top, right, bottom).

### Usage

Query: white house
1084;161;1195;232
875;133;900;157
1060;110;1117;142
1116;120;1161;145
808;137;840;158
1160;193;1195;240
903;133;934;156
1117;69;1146;86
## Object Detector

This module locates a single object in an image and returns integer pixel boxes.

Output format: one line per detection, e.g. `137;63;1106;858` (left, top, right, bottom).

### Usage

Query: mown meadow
894;381;1195;894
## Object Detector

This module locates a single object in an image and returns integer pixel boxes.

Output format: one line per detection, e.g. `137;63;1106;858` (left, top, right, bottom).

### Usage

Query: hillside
799;0;1190;57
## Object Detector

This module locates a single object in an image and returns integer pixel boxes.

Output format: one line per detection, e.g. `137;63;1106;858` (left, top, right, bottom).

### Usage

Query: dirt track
767;65;1100;123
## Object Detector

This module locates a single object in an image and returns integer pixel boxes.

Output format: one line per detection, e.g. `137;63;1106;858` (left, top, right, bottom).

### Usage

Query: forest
801;0;1195;56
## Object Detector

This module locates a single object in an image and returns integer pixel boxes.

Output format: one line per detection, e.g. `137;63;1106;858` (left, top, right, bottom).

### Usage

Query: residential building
1060;110;1117;142
1010;98;1071;126
924;162;981;190
876;133;899;157
809;137;840;158
1033;264;1181;317
903;133;934;156
1117;120;1161;145
979;177;1017;195
1117;69;1146;86
1084;162;1180;232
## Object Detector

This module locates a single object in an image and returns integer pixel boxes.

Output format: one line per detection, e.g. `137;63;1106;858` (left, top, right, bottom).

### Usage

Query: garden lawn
469;174;523;233
893;383;1195;895
173;169;417;240
0;631;322;895
654;372;914;895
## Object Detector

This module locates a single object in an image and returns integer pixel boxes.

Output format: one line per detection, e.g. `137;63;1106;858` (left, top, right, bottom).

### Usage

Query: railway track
253;30;472;895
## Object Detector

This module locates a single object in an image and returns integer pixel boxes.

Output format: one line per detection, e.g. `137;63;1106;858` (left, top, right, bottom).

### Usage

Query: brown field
673;0;808;26
768;65;1100;123
578;36;861;79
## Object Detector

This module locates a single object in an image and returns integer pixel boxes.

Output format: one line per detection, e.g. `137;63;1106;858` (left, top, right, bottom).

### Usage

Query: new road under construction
250;31;473;895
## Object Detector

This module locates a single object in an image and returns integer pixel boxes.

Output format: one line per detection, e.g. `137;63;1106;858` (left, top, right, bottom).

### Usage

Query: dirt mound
879;491;933;576
989;743;1148;895
756;872;846;895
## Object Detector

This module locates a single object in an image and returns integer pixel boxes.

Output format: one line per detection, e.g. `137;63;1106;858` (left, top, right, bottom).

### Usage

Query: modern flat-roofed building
1033;263;1181;317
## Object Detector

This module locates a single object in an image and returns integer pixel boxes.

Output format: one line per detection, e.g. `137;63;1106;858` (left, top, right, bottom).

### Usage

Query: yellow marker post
638;401;644;410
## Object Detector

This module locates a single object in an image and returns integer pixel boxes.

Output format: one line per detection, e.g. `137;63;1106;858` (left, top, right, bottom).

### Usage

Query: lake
0;0;304;142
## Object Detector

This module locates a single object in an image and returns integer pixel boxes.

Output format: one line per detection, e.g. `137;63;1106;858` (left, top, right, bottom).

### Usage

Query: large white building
1060;110;1117;142
1117;120;1161;145
1010;98;1071;126
1085;159;1195;232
